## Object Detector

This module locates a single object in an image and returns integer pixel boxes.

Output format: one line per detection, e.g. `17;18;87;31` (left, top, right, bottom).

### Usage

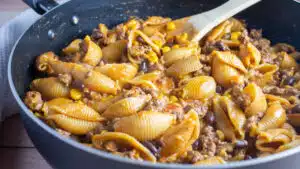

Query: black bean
80;41;88;53
183;105;193;113
244;155;253;160
235;140;248;149
137;36;146;44
142;141;159;157
215;41;229;51
91;29;103;40
204;112;215;125
283;76;296;86
139;60;148;72
192;140;200;150
216;85;223;94
291;104;300;114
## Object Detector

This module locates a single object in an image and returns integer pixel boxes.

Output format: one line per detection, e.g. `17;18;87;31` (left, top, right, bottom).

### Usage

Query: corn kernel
147;51;158;63
127;19;137;29
99;23;108;36
153;39;163;48
70;89;82;100
34;112;42;118
169;95;178;103
100;95;114;101
231;31;241;41
219;148;228;157
162;46;171;53
100;130;108;134
166;22;176;31
181;33;188;40
172;44;180;49
157;93;164;99
133;41;139;46
216;130;225;141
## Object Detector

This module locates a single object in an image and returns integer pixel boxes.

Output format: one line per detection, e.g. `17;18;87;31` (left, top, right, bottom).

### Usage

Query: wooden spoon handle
189;0;261;42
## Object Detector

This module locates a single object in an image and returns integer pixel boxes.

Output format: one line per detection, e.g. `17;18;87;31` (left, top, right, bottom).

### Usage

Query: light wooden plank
0;148;52;169
0;115;34;148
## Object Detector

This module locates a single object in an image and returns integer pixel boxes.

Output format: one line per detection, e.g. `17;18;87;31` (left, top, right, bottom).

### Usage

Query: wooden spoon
170;0;261;42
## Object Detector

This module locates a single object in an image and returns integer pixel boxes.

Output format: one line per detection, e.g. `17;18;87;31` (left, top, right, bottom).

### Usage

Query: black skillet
8;0;300;168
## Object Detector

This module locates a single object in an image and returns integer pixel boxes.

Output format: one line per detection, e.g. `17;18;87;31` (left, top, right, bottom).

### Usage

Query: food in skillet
24;16;300;164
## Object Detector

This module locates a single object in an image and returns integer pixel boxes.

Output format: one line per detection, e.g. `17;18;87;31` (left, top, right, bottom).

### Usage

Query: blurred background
0;0;27;26
0;0;52;169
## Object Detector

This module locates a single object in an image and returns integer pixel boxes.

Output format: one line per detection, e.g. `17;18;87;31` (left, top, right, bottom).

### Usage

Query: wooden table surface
0;0;52;168
0;115;52;169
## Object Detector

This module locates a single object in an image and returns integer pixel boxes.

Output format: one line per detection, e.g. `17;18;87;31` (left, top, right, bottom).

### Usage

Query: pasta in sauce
24;16;300;164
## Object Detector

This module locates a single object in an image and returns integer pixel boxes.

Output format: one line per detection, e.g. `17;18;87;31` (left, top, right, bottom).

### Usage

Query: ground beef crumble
230;85;251;110
196;126;231;159
263;85;300;97
180;100;209;118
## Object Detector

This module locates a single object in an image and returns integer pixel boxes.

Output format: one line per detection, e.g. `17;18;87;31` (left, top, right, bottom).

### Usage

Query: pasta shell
243;83;267;117
229;18;245;32
71;63;90;81
160;109;200;159
48;114;99;135
102;95;151;119
256;129;293;153
47;103;105;122
114;111;175;141
143;16;171;26
282;123;297;135
81;36;102;66
182;76;216;100
31;77;69;100
253;103;286;135
239;42;261;68
277;139;300;152
50;60;76;75
92;132;156;162
155;76;175;94
194;156;226;165
213;51;247;73
86;95;123;113
36;52;58;73
167;55;202;78
272;43;295;53
125;80;159;91
265;94;292;109
207;20;232;41
132;71;162;82
62;39;82;55
213;96;246;141
221;39;240;47
162;47;197;66
83;71;117;94
143;25;165;37
212;51;246;88
128;30;160;54
37;59;117;94
36;53;90;80
252;63;278;87
95;63;138;81
102;40;127;63
280;52;298;69
42;98;73;115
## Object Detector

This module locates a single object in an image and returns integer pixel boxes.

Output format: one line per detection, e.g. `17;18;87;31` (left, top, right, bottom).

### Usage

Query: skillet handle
23;0;59;15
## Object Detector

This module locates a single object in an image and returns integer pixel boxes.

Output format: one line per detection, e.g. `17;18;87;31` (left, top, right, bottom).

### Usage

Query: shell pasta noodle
24;16;300;164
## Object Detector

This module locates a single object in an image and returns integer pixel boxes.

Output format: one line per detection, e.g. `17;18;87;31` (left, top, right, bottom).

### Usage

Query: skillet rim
7;0;300;168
